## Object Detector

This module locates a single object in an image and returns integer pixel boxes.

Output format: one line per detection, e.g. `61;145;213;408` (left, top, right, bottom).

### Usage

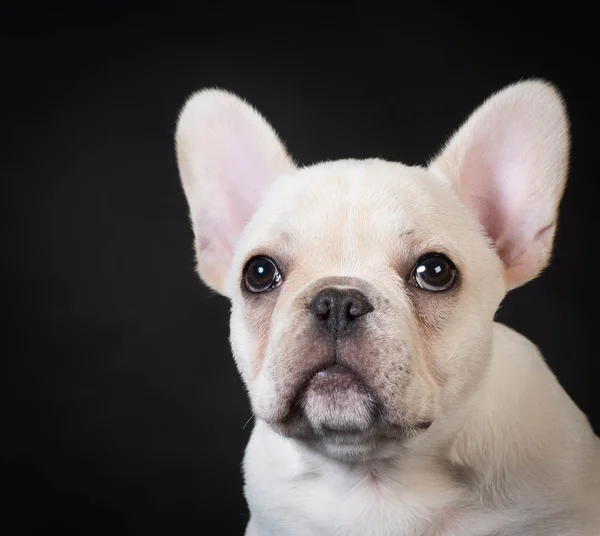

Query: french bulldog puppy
174;81;600;535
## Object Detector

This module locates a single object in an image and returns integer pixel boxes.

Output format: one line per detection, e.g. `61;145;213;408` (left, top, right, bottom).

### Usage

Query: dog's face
175;81;569;460
227;161;506;460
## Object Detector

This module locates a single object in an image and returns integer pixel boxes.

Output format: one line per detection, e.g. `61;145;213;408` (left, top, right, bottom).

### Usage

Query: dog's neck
446;324;596;502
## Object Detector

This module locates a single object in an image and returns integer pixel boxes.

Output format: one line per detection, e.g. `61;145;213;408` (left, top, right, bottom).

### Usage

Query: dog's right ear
429;80;570;291
175;89;295;296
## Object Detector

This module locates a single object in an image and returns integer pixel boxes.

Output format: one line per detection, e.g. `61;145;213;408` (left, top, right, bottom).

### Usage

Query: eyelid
408;252;459;291
411;251;459;272
242;255;286;293
242;252;287;280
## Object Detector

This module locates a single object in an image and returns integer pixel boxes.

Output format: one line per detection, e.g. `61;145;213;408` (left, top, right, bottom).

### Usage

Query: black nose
309;287;374;336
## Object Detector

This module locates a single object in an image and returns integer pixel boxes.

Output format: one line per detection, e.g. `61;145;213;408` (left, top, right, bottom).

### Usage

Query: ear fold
429;80;570;290
175;89;295;295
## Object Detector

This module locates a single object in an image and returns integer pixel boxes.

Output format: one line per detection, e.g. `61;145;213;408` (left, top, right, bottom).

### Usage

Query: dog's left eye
243;256;282;293
410;253;457;292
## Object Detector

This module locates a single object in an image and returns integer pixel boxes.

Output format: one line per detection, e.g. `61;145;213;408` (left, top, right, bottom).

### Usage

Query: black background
2;4;598;535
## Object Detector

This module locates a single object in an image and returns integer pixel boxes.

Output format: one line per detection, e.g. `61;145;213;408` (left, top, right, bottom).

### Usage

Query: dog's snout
309;287;374;336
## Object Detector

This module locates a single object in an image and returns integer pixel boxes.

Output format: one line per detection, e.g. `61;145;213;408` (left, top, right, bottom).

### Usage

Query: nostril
316;299;330;319
347;295;374;319
310;296;331;319
348;303;360;318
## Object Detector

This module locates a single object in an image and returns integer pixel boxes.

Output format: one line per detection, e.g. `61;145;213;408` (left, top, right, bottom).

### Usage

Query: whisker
242;414;256;430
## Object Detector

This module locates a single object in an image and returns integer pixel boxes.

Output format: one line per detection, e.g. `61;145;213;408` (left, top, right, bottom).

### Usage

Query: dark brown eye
243;256;282;293
410;253;457;291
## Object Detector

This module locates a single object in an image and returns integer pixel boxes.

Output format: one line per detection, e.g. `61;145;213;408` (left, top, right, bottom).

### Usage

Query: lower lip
308;365;364;392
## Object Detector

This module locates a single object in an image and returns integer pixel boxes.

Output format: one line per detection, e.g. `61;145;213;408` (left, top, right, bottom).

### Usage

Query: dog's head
175;81;569;461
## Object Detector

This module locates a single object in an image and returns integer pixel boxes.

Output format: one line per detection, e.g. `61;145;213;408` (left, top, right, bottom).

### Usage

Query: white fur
429;82;570;290
175;81;600;535
176;89;295;292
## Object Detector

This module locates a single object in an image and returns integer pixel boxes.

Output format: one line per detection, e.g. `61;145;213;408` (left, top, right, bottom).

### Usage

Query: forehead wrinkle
244;161;456;271
227;160;489;298
340;165;367;268
289;174;419;275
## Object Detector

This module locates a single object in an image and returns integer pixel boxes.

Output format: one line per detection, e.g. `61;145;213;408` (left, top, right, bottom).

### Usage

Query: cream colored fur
175;81;600;535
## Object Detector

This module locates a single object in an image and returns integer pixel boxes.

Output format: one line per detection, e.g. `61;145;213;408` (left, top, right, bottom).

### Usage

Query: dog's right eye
243;256;282;293
410;253;457;292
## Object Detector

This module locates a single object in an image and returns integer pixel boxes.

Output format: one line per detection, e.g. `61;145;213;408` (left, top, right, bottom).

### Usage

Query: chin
266;365;432;462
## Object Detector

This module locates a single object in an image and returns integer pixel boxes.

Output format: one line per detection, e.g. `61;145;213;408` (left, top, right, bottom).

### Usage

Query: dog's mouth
267;364;433;459
286;364;378;434
304;364;367;398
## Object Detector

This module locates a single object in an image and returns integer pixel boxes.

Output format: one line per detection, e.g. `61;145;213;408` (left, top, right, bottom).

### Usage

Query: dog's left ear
175;89;295;295
429;80;570;290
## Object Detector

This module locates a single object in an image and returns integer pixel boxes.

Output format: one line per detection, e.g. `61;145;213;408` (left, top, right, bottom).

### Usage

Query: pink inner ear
430;81;569;289
208;115;285;254
457;128;534;270
176;89;296;293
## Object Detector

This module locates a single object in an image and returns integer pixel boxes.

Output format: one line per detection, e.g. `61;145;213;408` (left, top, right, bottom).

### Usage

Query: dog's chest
243;430;492;536
244;466;493;536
